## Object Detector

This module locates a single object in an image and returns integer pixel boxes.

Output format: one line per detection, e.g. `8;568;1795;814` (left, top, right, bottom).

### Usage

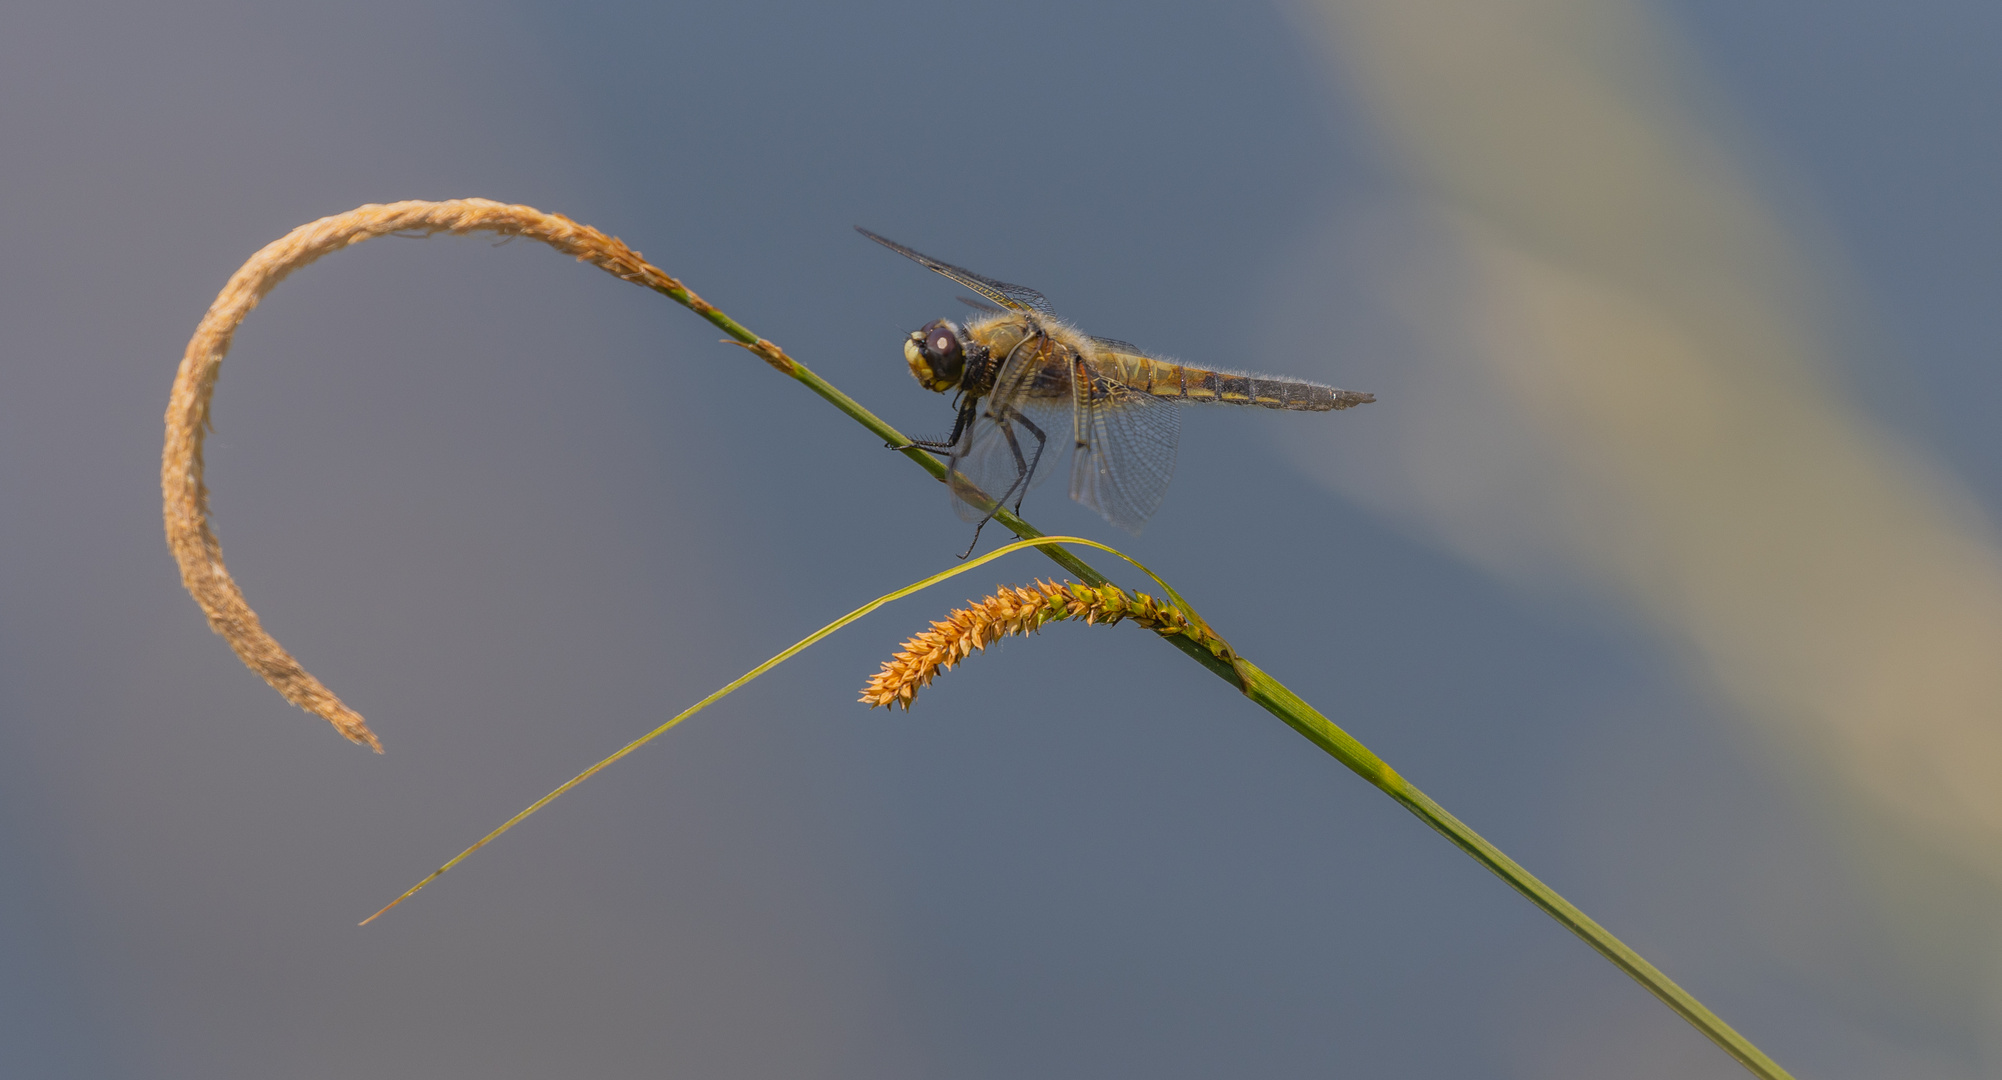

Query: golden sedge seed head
859;579;1218;710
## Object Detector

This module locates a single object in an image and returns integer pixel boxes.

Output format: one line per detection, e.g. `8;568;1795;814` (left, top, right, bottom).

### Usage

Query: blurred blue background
1;1;1998;1077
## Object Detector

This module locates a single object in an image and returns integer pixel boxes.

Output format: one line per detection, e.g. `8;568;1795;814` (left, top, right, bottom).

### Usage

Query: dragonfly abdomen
1132;360;1372;412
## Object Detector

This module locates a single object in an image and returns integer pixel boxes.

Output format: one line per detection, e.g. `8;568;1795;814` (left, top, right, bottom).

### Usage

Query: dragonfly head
904;319;965;393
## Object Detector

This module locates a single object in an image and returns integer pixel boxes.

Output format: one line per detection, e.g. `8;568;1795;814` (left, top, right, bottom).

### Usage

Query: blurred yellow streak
1281;0;2002;1002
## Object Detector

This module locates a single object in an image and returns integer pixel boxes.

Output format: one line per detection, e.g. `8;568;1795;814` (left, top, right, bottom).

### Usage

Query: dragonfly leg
956;518;989;560
955;406;1049;558
887;397;978;454
954;419;1025;559
1005;410;1048;515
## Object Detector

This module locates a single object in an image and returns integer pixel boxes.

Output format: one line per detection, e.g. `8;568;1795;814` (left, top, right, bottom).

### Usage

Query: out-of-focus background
2;1;1998;1076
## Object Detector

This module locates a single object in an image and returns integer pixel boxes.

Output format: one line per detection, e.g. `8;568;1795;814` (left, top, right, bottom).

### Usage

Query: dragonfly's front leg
889;396;977;455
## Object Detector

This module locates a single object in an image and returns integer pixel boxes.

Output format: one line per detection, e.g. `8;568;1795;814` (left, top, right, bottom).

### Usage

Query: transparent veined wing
1069;355;1181;533
856;228;1055;316
943;333;1073;523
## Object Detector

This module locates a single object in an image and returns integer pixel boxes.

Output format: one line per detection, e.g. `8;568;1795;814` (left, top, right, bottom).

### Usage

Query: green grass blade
360;535;1112;926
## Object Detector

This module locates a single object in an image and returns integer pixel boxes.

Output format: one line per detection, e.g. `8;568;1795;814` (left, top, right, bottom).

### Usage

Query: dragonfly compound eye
905;319;963;391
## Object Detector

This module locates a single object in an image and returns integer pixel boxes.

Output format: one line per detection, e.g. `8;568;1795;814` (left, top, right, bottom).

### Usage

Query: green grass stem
681;282;1794;1079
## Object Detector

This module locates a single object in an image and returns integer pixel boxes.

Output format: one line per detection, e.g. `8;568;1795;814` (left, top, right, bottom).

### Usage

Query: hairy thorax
960;312;1092;401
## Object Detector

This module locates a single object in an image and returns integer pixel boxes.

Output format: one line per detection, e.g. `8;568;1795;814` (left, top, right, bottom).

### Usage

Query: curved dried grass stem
860;579;1228;709
164;199;796;751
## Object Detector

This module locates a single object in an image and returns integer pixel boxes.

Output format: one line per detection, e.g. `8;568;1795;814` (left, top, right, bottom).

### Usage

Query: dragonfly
859;228;1373;553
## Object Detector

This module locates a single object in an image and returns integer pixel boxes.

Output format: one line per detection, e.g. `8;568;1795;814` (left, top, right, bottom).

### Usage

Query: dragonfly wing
944;336;1072;522
1070;360;1181;534
857;228;1055;315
